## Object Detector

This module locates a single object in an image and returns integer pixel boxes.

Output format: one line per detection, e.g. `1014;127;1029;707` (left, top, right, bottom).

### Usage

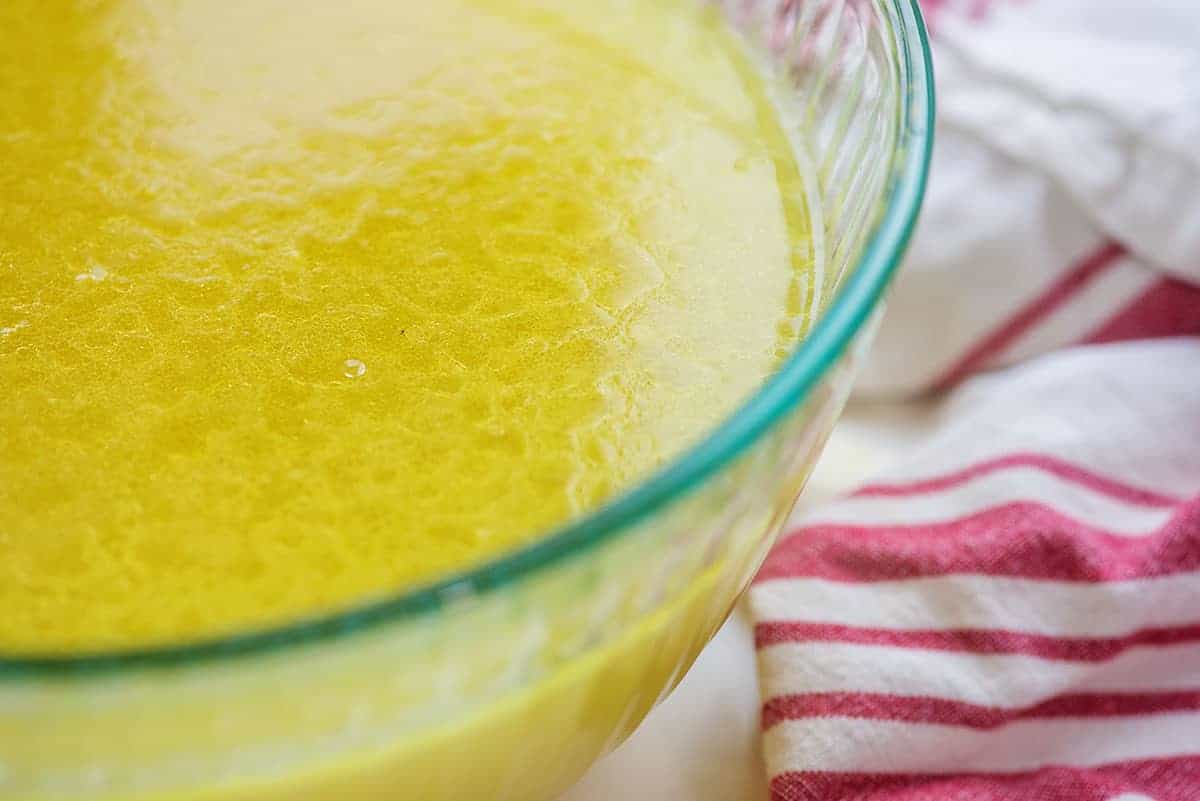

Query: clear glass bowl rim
2;0;933;677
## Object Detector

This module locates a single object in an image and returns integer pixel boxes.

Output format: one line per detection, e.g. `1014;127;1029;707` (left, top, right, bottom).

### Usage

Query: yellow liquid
0;0;813;653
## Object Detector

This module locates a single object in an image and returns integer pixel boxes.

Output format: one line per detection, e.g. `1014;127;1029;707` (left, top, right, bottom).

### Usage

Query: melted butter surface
0;0;812;651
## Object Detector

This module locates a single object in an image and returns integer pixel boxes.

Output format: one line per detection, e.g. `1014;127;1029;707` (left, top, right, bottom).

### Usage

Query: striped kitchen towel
752;340;1200;799
749;1;1200;798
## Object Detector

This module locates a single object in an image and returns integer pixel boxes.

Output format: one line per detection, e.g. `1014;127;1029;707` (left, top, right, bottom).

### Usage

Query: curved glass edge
0;0;934;677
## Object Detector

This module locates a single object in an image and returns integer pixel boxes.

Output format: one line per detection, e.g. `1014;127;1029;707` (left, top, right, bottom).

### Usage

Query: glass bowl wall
0;1;931;799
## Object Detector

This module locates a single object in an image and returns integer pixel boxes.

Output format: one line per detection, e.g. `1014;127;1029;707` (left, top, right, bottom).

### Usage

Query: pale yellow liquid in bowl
0;0;813;796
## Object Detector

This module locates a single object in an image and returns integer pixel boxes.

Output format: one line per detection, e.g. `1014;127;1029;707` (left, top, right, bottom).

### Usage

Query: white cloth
857;0;1200;397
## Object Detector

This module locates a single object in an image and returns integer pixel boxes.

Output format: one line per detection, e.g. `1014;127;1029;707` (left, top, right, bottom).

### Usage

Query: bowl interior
0;2;932;799
2;0;931;675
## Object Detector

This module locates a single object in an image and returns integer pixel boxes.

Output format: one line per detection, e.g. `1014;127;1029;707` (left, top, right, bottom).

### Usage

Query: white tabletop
559;400;939;801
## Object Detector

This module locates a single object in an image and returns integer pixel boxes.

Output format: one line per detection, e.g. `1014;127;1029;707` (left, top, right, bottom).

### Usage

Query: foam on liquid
0;0;815;651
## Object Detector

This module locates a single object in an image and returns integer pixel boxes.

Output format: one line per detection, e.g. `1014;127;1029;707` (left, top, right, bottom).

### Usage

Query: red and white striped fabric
752;340;1200;799
749;1;1200;798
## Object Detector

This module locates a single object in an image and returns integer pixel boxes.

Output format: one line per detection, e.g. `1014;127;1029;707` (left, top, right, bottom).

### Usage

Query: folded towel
856;0;1200;398
750;1;1200;798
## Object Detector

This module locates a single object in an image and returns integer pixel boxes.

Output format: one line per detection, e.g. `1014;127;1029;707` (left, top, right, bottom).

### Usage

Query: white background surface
558;401;939;801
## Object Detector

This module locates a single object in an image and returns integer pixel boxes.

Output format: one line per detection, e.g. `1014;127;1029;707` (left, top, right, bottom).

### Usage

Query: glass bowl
0;1;932;799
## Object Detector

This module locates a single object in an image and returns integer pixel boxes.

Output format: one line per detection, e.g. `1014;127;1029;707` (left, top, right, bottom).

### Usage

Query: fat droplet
344;358;367;378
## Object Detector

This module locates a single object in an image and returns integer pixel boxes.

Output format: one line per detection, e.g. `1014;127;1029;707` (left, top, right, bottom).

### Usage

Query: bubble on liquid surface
75;264;108;282
344;358;367;378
